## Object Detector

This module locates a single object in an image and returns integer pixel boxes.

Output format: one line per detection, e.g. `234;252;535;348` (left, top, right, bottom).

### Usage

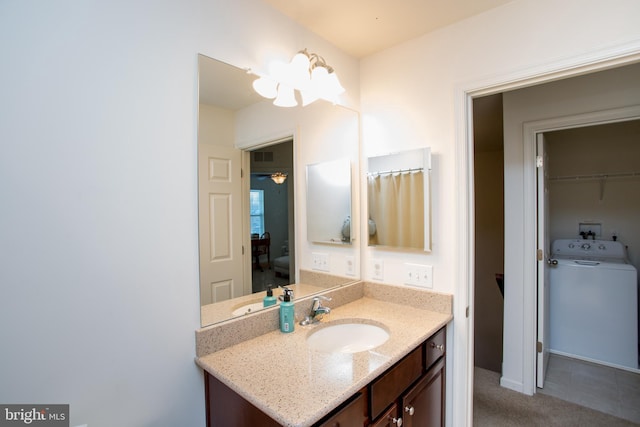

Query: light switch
404;263;433;288
372;259;384;281
312;252;330;272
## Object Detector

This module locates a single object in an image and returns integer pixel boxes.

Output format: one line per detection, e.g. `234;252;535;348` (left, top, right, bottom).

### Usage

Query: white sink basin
231;301;265;317
306;321;390;353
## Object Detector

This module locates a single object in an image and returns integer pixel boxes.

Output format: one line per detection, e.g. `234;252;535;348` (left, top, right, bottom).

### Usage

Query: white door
536;133;551;388
198;144;244;305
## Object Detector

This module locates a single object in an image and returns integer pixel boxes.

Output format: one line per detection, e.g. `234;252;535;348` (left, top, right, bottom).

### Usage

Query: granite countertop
196;296;452;427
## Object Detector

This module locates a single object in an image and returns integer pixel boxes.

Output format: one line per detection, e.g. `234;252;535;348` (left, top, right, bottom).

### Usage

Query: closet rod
549;171;640;181
367;167;423;177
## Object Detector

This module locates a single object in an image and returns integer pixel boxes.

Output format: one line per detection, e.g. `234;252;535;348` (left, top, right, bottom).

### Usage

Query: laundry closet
545;120;640;371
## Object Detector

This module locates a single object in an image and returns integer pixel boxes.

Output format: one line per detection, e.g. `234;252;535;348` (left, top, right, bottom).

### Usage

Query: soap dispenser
279;286;295;333
263;285;277;307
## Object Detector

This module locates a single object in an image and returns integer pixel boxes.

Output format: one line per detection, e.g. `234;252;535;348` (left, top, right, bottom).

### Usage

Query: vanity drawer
425;327;446;370
316;391;367;427
370;345;423;420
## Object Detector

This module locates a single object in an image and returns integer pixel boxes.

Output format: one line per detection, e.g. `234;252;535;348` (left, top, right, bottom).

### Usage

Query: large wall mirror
197;54;360;327
367;148;431;251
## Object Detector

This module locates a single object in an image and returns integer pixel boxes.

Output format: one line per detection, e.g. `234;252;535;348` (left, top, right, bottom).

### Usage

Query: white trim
454;40;640;424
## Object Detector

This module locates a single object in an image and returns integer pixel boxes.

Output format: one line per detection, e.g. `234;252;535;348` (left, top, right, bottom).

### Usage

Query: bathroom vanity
204;326;445;426
196;282;452;427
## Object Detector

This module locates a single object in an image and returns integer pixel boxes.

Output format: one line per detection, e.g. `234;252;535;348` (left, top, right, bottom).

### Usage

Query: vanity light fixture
252;49;345;107
271;172;287;184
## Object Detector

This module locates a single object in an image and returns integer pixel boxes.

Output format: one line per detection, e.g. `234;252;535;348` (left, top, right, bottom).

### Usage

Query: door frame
455;46;640;424
524;106;640;392
241;135;297;294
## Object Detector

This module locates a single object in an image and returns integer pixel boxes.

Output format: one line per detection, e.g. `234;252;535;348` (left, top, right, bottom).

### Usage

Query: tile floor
538;353;640;424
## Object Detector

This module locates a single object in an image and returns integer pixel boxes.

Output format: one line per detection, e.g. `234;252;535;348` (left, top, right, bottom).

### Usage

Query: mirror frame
366;147;432;251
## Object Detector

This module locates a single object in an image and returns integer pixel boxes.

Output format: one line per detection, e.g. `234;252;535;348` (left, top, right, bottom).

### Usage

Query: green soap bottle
279;287;295;333
263;285;277;307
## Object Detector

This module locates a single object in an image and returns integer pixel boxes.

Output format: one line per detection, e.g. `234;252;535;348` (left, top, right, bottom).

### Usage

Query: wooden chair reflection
252;232;271;271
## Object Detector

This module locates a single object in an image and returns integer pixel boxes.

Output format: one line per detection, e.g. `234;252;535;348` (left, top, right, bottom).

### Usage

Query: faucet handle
315;295;332;302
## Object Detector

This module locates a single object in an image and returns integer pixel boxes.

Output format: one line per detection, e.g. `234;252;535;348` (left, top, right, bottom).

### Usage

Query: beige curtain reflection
368;171;424;248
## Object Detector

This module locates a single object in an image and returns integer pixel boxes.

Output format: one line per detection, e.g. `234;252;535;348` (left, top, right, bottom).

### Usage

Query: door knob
547;258;558;265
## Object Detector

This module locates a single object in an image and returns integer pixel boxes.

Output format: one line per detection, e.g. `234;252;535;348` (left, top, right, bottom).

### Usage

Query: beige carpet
473;367;639;426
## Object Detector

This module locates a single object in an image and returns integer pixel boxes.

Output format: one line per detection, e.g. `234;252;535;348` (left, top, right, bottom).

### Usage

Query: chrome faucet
299;295;332;325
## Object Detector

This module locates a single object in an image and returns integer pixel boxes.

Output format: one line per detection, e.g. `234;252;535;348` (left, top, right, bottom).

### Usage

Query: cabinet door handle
430;342;445;352
404;405;415;416
387;415;402;426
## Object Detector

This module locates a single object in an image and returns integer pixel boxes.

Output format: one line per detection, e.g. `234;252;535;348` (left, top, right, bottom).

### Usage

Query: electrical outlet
372;259;384;281
312;252;329;272
404;263;433;288
345;256;355;276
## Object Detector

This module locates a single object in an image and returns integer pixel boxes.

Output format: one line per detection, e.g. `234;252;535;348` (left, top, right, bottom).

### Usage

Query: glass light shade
273;84;297;107
310;66;337;103
326;72;345;95
310;65;330;89
271;172;287;184
289;52;311;89
252;77;278;99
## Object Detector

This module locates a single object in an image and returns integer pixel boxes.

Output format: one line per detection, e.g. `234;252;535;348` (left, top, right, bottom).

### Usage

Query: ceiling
262;0;515;58
200;1;516;109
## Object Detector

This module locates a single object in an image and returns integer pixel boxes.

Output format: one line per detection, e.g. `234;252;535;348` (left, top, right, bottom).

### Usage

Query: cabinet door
370;345;423;419
206;373;280;427
401;358;445;427
371;403;403;427
316;392;367;427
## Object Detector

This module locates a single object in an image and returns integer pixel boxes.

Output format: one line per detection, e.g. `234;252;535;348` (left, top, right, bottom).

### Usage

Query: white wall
0;1;359;427
360;0;640;423
547;120;640;269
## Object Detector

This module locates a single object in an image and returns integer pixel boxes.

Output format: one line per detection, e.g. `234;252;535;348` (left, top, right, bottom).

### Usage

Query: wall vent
253;151;274;162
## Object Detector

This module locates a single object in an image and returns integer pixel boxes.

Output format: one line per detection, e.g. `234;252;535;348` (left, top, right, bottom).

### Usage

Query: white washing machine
549;238;638;370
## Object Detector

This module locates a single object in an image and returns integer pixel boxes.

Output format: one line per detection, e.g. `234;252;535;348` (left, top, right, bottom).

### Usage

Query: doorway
473;93;504;374
247;139;295;293
471;63;640;422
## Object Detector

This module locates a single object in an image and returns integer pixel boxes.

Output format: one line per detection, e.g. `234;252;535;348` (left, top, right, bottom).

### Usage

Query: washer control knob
581;243;591;250
598;244;606;250
568;243;575;248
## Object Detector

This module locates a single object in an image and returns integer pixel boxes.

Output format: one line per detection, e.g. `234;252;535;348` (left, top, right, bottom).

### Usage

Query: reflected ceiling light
273;84;297;107
252;49;345;108
271;172;287;184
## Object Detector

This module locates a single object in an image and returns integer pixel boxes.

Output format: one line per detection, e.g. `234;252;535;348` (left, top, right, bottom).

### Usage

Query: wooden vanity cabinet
205;374;280;427
204;326;446;427
370;327;446;427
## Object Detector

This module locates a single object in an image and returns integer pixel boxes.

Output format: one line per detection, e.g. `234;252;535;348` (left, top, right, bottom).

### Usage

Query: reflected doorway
247;139;295;293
